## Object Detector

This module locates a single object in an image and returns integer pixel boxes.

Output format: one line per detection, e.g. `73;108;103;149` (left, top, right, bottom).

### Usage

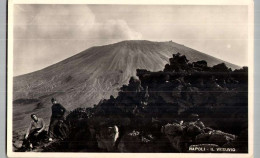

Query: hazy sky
13;5;248;76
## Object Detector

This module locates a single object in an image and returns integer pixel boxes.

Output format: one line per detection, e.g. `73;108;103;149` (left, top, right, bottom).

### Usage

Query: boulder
117;130;158;152
161;123;183;137
166;135;186;152
195;130;236;147
195;133;211;144
96;125;119;151
192;60;208;70
208;130;236;146
185;123;204;137
211;63;230;72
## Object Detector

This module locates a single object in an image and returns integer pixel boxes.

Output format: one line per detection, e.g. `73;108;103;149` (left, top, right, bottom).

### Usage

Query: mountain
12;40;240;130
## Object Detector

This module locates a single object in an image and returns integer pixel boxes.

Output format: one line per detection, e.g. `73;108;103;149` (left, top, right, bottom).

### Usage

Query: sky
13;4;248;76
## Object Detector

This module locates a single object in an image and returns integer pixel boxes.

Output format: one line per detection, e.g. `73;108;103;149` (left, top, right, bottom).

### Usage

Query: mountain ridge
15;40;239;78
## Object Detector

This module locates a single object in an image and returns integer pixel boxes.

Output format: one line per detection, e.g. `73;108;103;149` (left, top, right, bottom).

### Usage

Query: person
24;114;46;149
48;98;66;141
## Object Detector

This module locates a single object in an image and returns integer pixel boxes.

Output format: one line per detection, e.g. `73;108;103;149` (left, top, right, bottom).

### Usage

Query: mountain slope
13;40;240;130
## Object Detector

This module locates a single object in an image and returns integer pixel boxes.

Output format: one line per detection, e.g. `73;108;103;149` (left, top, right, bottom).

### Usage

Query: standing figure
48;98;66;141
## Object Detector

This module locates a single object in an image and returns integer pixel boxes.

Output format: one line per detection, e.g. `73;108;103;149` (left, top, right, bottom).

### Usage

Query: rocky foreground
14;53;248;153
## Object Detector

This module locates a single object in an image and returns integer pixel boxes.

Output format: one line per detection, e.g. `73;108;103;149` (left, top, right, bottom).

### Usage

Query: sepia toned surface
7;0;254;157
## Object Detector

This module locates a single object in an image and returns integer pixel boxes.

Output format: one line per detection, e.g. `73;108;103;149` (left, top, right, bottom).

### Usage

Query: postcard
7;0;254;157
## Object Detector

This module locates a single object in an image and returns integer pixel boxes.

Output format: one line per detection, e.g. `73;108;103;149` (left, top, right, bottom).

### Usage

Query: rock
13;140;23;150
118;131;173;153
211;63;230;72
171;85;183;98
161;123;183;137
128;76;143;93
195;133;211;144
117;130;140;152
204;127;213;133
222;129;247;153
185;123;204;137
170;53;189;65
195;129;236;148
201;130;236;147
166;135;185;152
195;120;206;130
192;60;208;71
96;125;119;151
117;130;141;152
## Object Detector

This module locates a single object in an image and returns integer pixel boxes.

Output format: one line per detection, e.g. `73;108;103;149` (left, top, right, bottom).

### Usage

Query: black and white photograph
7;0;254;157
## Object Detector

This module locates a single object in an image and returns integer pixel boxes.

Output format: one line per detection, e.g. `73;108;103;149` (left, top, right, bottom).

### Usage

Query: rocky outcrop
160;121;236;152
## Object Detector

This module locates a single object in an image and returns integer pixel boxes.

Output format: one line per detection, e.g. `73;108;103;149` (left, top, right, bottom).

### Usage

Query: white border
7;0;254;157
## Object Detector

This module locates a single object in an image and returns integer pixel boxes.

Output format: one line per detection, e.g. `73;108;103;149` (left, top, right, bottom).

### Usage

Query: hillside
13;40;240;131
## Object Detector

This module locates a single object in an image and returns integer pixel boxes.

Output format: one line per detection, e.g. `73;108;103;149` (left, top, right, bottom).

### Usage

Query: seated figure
23;114;46;149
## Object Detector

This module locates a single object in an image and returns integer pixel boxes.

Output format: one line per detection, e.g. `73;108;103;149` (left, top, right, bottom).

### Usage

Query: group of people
23;98;67;149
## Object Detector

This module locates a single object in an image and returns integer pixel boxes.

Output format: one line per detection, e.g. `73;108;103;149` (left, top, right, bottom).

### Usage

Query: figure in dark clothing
48;98;66;141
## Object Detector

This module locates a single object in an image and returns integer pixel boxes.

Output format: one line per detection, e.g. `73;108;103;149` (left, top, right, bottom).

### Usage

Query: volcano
13;40;240;130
